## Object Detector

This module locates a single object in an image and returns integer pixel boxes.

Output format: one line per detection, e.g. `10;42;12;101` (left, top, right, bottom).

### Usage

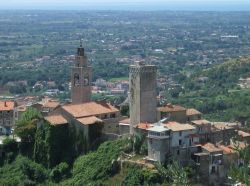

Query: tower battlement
129;65;157;74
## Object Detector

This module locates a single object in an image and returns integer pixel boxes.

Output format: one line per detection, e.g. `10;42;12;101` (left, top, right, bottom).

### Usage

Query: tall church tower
71;43;92;104
129;61;157;134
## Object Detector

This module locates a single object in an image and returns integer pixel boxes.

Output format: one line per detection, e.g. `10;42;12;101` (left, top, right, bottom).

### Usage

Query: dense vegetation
229;145;250;185
0;109;195;185
169;56;250;124
33;121;73;168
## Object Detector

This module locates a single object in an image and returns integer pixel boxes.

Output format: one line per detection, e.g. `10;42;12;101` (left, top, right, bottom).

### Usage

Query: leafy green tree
228;145;250;185
0;155;49;186
156;162;190;186
15;108;42;142
14;107;42;157
50;162;70;183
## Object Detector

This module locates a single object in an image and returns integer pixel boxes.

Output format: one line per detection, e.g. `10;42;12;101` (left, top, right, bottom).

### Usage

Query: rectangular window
179;131;182;136
211;166;216;174
177;149;180;155
179;139;182;146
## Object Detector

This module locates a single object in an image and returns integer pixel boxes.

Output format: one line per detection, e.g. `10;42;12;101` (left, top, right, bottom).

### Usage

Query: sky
1;0;250;11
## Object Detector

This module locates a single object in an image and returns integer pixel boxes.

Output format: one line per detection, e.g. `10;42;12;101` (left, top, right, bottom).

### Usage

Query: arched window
74;73;80;86
84;76;89;86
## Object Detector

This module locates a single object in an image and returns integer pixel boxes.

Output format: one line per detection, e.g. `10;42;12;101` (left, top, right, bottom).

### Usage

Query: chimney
4;101;7;107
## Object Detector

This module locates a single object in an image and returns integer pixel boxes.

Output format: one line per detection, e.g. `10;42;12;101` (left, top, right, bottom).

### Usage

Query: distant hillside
171;56;250;123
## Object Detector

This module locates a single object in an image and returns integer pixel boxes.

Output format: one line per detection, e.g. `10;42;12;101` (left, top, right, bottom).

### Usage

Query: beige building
61;101;121;135
164;121;198;164
191;119;211;143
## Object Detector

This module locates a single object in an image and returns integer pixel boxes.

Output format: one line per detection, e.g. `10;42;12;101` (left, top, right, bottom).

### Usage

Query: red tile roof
186;108;202;116
0;101;15;111
62;101;119;118
77;116;103;125
158;104;186;112
45;115;68;125
164;121;195;131
218;145;235;154
191;119;210;126
43;101;60;108
119;118;130;124
238;130;250;138
202;143;222;153
136;123;154;130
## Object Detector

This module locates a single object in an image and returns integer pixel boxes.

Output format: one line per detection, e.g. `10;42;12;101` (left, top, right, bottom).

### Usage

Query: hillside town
1;44;249;185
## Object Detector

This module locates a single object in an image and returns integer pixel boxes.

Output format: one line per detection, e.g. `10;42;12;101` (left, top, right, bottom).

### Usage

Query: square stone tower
71;44;92;104
129;61;157;134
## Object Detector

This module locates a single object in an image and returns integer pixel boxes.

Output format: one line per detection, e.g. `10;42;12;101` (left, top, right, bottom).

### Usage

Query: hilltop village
1;44;250;185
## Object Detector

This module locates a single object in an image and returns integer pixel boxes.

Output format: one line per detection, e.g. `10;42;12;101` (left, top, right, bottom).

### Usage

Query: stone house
191;119;211;143
157;104;187;123
0;101;17;135
210;122;237;145
194;143;225;186
186;108;202;122
163;121;198;164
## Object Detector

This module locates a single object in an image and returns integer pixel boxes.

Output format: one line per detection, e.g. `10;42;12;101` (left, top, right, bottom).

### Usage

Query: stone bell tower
71;43;92;104
129;61;157;134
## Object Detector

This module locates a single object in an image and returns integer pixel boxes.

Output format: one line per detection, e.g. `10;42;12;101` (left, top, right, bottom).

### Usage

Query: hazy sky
1;0;250;10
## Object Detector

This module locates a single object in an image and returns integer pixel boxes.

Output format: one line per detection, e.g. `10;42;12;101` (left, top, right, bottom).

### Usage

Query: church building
44;44;124;152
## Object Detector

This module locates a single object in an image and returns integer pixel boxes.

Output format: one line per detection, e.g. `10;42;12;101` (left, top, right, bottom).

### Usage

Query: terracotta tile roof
191;119;210;126
157;104;186;113
119;118;130;124
202;143;222;153
0;101;15;111
62;101;119;118
136;123;154;130
43;101;60;108
186;108;202;116
238;130;250;138
77;116;103;125
45;115;68;125
211;122;234;131
218;145;235;154
164;121;195;132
